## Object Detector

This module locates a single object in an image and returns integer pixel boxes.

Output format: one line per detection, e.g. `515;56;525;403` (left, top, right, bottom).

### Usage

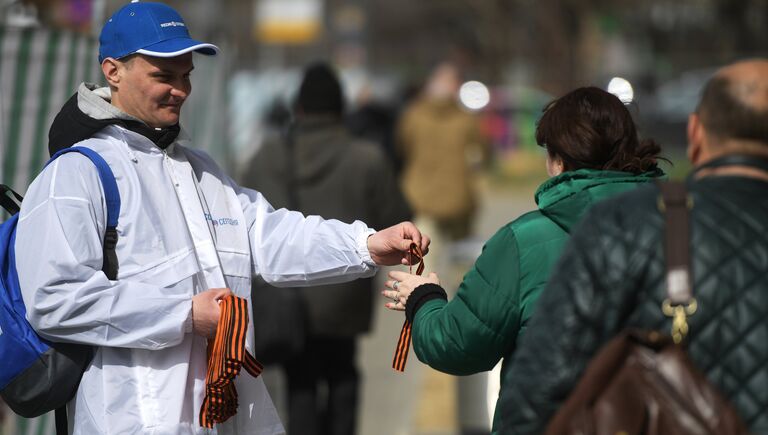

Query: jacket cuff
356;226;378;266
405;283;447;323
184;300;194;334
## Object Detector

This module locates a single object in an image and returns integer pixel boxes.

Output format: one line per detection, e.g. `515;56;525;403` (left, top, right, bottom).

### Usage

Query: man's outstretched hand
367;221;430;266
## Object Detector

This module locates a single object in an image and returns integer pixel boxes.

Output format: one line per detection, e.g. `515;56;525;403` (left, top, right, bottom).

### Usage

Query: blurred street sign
254;0;323;44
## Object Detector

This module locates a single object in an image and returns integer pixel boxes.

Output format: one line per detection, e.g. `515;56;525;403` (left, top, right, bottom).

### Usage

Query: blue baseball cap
99;1;219;63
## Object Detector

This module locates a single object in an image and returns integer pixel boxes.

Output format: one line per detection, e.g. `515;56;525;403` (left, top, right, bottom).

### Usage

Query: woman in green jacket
382;86;665;432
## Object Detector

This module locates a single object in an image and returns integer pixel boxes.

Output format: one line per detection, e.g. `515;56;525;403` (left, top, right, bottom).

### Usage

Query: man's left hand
367;221;430;266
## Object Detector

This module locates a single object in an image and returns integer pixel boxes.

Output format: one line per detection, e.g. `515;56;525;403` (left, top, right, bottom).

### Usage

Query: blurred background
1;0;767;434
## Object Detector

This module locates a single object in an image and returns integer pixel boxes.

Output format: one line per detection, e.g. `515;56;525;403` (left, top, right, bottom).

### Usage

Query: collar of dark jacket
294;114;343;132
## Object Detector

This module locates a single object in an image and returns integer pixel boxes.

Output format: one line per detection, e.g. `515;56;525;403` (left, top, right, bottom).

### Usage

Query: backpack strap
0;185;23;215
46;146;121;280
55;406;67;435
41;147;119;435
658;181;696;343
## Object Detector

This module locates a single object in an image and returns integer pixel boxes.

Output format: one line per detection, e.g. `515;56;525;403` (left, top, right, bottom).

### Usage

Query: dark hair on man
536;86;662;174
696;75;768;144
295;61;345;116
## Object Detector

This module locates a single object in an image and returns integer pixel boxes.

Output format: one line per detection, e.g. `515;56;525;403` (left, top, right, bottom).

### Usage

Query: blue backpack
0;147;120;430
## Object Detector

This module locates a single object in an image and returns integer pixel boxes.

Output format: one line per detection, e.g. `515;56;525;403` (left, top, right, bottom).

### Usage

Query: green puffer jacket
409;167;665;432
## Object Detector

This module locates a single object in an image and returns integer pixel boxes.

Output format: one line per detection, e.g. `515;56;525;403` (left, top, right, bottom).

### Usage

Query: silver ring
393;281;400;290
393;292;400;303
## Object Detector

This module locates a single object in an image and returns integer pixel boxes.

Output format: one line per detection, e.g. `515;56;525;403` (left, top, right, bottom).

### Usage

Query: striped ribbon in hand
199;295;264;428
392;243;425;372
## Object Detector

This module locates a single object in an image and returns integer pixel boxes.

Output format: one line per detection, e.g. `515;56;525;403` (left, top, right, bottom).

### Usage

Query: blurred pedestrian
346;82;402;174
241;61;411;435
382;87;666;434
496;59;768;434
396;62;488;279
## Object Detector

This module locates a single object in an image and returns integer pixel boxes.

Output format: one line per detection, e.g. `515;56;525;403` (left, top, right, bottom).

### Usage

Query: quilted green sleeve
411;227;522;375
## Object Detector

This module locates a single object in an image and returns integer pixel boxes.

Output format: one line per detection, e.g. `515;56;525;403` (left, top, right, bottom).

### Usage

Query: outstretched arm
383;228;521;376
237;186;429;286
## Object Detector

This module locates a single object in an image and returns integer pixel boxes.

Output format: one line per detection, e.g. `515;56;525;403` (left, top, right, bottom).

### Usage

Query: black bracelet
405;283;448;323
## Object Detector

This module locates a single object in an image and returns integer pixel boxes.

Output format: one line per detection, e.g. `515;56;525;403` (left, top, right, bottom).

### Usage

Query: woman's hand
382;270;440;311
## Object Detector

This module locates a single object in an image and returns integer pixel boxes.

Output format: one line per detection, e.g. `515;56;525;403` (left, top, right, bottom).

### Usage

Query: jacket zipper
161;147;227;291
163;149;180;187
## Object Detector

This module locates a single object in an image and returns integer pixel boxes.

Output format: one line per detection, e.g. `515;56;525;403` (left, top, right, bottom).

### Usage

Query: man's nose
170;81;190;99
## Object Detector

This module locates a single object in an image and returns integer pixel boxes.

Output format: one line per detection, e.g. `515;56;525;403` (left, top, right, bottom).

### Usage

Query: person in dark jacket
381;87;666;433
241;61;411;435
495;59;768;434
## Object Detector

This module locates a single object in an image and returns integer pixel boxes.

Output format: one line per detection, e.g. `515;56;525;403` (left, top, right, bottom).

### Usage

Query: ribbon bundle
392;243;425;372
199;295;264;428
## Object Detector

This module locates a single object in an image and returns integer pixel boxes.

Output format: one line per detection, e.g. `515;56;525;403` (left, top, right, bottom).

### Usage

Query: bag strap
0;185;23;215
46;146;121;280
46;146;121;435
658;181;696;343
55;406;67;435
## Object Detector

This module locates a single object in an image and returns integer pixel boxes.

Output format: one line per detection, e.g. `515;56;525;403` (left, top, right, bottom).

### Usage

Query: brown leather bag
545;182;750;435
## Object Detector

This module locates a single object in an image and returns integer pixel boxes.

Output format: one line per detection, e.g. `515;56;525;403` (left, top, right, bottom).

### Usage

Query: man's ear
101;58;121;88
686;113;704;165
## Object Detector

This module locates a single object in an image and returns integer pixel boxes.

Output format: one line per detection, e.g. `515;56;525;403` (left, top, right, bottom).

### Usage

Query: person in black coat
241;61;411;435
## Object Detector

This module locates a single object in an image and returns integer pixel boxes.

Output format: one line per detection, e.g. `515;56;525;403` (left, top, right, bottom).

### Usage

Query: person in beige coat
395;62;489;433
397;63;487;243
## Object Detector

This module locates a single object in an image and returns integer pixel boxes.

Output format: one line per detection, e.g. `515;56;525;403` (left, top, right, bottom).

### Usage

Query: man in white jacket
14;2;429;434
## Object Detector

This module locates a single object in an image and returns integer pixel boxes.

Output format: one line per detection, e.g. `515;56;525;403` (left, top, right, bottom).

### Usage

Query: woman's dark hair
536;86;662;174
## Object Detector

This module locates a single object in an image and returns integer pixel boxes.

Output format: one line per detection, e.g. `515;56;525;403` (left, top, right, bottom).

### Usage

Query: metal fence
0;26;101;192
0;26;99;435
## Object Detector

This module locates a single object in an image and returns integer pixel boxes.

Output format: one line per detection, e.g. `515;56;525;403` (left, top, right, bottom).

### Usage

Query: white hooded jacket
14;85;377;434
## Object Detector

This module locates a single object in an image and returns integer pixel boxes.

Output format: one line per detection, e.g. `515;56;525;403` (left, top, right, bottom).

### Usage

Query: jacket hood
291;116;349;184
535;167;665;232
48;83;181;156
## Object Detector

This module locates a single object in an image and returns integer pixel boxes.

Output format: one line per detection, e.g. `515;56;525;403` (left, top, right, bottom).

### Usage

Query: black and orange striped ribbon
392;243;425;372
199;295;264;428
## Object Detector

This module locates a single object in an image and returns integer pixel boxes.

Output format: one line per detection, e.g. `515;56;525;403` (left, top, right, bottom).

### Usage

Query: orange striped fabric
199;295;264;428
392;243;425;372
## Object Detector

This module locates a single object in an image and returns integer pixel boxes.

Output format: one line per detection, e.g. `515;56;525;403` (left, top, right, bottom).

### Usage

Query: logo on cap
160;21;185;28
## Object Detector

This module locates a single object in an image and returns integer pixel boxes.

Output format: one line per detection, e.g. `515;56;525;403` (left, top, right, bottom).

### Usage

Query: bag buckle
661;298;697;344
